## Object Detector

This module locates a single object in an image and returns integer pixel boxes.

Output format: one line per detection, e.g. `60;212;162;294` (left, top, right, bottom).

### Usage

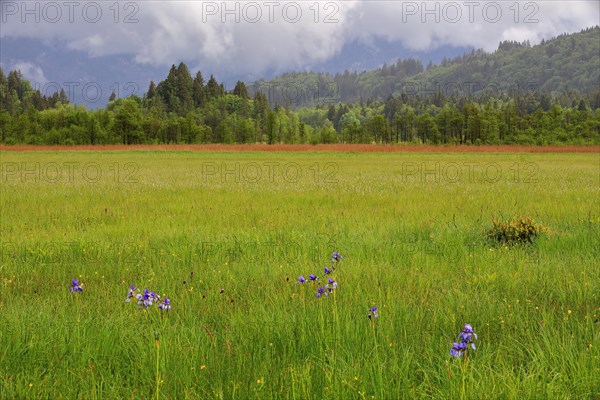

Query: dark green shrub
487;216;546;245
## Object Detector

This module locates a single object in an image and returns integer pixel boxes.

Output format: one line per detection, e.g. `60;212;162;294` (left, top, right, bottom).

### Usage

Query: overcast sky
1;0;598;102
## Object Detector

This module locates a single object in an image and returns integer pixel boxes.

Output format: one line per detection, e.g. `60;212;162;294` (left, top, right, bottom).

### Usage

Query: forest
1;27;598;145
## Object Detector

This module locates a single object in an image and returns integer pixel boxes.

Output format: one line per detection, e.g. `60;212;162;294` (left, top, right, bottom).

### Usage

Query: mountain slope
251;26;600;107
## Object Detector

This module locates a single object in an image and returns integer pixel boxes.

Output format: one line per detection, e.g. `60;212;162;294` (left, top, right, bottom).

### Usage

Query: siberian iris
125;285;136;302
450;324;478;358
69;279;83;293
326;278;338;292
368;306;378;319
158;298;171;311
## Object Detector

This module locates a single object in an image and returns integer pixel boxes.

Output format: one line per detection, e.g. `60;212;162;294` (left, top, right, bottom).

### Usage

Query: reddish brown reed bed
1;144;598;153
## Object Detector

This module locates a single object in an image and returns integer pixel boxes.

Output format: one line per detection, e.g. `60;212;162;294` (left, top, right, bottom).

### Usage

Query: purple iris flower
309;274;318;281
297;276;306;284
70;279;83;293
459;324;478;343
331;252;343;262
326;278;337;292
158;298;171;311
137;288;160;309
450;324;478;358
368;306;378;319
125;285;136;302
450;342;467;358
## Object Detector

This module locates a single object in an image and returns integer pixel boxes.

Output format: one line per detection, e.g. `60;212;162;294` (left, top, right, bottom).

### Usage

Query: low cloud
12;61;48;84
1;1;598;76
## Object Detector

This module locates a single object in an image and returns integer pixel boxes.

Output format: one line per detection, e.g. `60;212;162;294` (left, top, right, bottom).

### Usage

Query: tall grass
1;150;598;399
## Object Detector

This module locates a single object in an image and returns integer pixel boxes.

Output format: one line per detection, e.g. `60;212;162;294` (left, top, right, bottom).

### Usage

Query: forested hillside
253;26;599;106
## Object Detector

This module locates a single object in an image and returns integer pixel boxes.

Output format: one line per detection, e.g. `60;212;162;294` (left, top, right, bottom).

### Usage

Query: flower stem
155;339;160;400
371;322;384;400
460;355;468;400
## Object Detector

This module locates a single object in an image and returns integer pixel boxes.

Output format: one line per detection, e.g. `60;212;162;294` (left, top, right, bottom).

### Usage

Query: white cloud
12;61;48;84
1;0;598;75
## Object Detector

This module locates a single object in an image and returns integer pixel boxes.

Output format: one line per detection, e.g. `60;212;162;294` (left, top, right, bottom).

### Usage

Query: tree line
0;62;598;146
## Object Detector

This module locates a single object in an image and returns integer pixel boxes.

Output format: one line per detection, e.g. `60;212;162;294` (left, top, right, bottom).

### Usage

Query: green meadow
0;150;598;399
